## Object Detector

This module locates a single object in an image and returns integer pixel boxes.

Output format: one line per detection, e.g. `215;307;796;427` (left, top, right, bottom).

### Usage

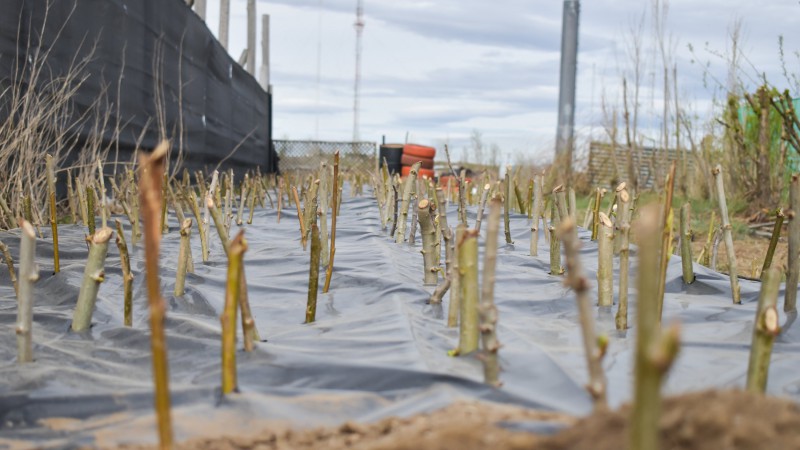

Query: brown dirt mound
152;401;572;450
537;390;800;450
127;390;800;450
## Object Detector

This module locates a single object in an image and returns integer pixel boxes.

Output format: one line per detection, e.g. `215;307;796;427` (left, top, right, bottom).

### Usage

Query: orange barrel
401;153;434;169
401;165;435;179
403;144;436;159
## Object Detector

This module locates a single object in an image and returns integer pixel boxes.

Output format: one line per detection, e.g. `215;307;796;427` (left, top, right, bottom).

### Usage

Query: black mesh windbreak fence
0;0;278;177
274;140;376;176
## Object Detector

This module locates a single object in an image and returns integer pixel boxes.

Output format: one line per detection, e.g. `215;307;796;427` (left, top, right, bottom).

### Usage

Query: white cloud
200;0;800;162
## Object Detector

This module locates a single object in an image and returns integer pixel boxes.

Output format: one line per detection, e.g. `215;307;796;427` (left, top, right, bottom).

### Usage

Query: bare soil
691;233;787;279
537;390;800;450
124;390;800;450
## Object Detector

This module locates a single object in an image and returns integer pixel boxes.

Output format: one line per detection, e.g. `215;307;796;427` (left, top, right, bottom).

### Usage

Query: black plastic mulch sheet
1;190;799;447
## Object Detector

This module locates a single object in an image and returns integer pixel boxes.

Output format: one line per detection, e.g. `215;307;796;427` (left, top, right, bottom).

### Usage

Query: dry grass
0;3;112;229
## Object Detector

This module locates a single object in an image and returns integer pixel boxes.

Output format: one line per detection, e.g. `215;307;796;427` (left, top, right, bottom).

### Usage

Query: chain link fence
274;140;376;176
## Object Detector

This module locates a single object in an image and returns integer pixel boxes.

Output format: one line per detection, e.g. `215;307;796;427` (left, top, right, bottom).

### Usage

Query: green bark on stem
504;171;513;244
188;190;210;262
606;190;618;219
514;178;526;215
221;231;246;395
558;218;608;408
431;186;443;268
168;184;187;228
699;212;716;267
203;170;219;247
591;188;603;241
787;174;800;312
597;212;614;307
302;180;319;240
323;151;340;293
549;200;562;275
456;229;479;355
761;209;784;278
207;196;230;256
292;186;307;250
139;141;173;449
655;164;678;320
46;155;59;273
526;179;534;220
680;203;695;284
247;177;257;225
16;221;36;363
568;187;577;221
713;165;741;305
305;224;321;323
160;174;168;234
126;170;141;246
430;189;451;304
319;164;330;267
616;190;631;330
530;176;542;256
614;187;632;255
474;183;491;233
630;205;681;450
408;185;419;245
374;173;386;227
223;173;233;232
387;183;398;236
616;223;631;330
97;160;109;230
0;240;18;297
429;234;452;304
447;226;465;328
239;263;260;350
553;185;568;222
656;208;674;320
86;187;96;235
381;163;392;228
115;219;134;327
236;174;249;226
75;178;87;227
396;162;421;244
277;177;284;224
458;169;468;227
72;227;113;332
480;199;502;386
746;266;781;393
67;169;78;223
417;199;439;285
174;218;192;297
111;178;135;234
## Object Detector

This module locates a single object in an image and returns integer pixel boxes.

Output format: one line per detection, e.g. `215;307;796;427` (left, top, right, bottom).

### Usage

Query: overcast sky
201;0;800;163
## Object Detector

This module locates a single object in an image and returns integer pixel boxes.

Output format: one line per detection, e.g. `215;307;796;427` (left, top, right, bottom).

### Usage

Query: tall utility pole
247;0;256;76
195;0;206;20
554;0;580;179
219;0;230;50
260;14;270;90
352;0;364;142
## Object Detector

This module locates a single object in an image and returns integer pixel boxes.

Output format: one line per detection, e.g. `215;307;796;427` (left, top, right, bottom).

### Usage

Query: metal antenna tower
352;0;364;142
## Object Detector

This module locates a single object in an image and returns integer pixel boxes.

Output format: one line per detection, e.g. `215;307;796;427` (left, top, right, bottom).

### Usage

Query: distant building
587;141;691;190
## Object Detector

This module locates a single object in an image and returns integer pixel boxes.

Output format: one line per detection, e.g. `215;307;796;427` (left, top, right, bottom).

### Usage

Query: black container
379;144;404;175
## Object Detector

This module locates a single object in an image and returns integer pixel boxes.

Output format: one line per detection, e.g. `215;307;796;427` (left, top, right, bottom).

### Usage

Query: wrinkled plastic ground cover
0;190;799;447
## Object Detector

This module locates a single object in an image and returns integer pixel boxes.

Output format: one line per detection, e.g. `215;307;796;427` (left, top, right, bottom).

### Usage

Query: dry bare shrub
0;3;113;228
